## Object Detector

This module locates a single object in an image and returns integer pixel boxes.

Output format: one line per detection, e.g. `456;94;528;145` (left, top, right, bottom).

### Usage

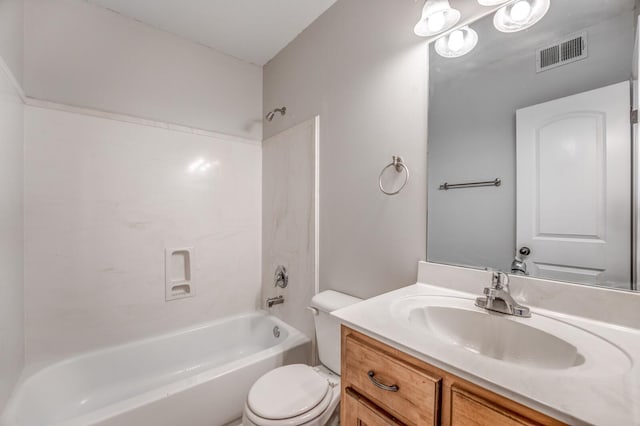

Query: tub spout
267;296;284;308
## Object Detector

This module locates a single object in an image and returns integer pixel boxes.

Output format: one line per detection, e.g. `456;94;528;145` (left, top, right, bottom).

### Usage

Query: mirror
427;0;639;291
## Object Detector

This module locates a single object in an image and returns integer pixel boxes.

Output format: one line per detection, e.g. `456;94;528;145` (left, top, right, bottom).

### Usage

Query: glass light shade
493;0;551;33
434;26;479;58
414;0;461;37
427;11;446;32
510;0;532;22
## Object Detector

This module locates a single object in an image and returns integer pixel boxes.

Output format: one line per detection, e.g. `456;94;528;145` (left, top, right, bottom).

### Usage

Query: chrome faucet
510;255;528;275
267;295;284;308
510;247;530;276
475;271;531;318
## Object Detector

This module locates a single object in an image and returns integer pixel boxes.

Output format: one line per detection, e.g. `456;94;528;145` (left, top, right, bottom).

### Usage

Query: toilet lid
248;364;329;420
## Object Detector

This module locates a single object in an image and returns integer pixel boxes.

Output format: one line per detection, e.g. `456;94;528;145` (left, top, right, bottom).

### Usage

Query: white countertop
332;282;640;426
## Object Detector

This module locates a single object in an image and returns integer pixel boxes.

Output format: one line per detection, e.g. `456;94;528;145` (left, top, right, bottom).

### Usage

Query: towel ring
379;156;409;196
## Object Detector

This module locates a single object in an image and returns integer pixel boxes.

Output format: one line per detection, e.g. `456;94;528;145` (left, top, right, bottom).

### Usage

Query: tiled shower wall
262;117;318;350
24;104;262;366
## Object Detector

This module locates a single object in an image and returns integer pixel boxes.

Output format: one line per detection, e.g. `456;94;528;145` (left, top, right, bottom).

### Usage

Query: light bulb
447;30;465;51
414;0;461;37
435;26;477;58
510;0;532;23
494;0;549;32
427;11;446;32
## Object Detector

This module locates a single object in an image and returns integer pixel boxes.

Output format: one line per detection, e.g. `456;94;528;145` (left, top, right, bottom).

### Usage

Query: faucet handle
491;271;509;290
274;265;288;288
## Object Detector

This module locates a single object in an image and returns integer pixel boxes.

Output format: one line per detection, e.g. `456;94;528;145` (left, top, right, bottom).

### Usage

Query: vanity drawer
451;387;541;426
343;388;403;426
343;334;441;426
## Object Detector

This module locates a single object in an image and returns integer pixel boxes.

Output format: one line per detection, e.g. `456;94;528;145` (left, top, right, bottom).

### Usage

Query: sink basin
407;304;581;369
391;296;631;373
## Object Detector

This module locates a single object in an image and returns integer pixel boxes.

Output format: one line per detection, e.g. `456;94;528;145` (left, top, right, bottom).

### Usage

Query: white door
516;81;631;288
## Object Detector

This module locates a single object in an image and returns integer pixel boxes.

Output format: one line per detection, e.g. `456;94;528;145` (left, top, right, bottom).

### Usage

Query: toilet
242;290;362;426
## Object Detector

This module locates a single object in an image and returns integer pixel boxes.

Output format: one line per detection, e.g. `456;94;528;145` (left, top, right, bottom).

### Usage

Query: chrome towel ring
379;156;409;196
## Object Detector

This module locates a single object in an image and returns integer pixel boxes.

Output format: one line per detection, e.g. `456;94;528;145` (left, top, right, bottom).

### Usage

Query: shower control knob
274;265;288;288
519;247;531;257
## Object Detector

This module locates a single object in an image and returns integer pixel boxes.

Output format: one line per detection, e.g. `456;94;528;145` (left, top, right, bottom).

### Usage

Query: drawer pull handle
367;371;399;392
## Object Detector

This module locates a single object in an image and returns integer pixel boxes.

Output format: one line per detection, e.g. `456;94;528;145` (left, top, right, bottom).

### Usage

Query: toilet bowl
242;291;362;426
242;365;340;426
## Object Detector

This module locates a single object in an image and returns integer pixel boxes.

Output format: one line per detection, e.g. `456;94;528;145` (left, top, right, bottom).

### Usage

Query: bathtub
1;312;310;426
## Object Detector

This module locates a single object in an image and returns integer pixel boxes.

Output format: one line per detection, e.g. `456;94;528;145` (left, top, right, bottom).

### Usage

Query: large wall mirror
427;0;639;291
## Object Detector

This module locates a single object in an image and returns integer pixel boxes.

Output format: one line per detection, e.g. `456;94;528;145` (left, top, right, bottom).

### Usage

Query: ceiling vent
536;32;588;73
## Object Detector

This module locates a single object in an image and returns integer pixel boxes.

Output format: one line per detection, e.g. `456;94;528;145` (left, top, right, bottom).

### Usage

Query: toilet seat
245;364;334;425
245;387;333;426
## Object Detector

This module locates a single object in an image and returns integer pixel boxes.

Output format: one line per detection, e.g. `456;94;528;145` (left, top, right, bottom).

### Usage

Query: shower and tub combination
1;93;322;426
1;103;311;426
1;313;309;426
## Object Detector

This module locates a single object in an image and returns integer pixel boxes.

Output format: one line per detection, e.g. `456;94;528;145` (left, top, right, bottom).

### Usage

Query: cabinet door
344;334;441;425
343;388;403;426
451;387;542;426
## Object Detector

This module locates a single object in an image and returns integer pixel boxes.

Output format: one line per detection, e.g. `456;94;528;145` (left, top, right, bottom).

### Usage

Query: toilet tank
311;290;362;375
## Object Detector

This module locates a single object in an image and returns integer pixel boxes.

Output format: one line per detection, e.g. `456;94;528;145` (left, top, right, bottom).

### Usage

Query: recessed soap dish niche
165;247;195;301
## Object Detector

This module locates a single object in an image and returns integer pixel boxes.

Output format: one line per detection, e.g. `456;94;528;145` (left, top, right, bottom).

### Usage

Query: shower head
265;107;286;122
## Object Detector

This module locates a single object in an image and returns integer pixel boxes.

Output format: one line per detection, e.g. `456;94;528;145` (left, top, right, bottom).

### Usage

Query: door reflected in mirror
427;0;639;291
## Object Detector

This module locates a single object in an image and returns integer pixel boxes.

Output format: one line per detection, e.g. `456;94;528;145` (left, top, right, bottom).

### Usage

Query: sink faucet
510;247;530;276
510;255;528;275
475;271;531;318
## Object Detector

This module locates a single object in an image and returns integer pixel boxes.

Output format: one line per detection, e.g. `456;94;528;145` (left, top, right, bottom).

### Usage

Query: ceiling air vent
536;32;588;73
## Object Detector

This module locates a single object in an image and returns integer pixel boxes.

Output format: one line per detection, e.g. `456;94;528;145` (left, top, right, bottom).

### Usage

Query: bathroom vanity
341;326;562;425
334;262;640;426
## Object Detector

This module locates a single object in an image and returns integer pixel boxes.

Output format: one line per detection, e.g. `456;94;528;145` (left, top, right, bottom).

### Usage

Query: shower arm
265;107;287;121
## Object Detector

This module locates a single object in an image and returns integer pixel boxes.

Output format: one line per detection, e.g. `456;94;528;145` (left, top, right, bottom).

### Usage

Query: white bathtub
1;312;310;426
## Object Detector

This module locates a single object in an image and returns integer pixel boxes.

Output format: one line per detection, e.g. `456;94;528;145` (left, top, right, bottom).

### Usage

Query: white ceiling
86;0;339;66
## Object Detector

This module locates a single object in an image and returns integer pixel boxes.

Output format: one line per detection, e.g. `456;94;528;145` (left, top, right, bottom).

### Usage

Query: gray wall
0;0;24;410
24;0;262;139
0;0;23;86
263;0;428;298
428;11;635;271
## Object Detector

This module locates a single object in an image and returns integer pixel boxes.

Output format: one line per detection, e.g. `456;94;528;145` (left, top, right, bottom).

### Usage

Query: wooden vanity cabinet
343;388;402;426
340;326;566;426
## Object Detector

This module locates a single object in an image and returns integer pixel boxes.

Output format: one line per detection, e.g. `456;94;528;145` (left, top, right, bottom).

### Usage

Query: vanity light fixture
476;0;510;5
434;26;478;58
493;0;551;33
414;0;461;37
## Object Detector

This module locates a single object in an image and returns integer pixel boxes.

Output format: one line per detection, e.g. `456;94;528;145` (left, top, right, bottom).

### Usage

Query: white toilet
242;290;361;426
